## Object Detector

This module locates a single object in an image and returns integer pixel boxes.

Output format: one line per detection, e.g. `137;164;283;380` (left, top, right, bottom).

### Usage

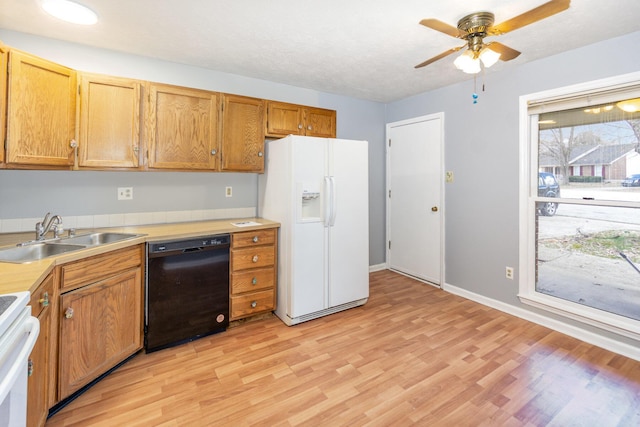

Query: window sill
519;291;640;341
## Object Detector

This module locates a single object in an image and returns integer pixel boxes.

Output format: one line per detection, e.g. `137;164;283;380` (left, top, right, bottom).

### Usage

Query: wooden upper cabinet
265;101;336;138
304;107;337;138
265;101;304;137
6;50;76;167
0;44;7;164
221;94;265;172
147;83;219;170
78;73;142;169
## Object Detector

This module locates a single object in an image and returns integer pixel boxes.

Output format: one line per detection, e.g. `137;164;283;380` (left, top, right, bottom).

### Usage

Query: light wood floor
46;270;640;426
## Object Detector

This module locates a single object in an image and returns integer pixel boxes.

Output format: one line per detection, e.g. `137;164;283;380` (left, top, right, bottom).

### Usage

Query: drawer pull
39;291;49;307
252;255;259;263
252;236;259;243
64;307;74;319
251;301;257;308
252;277;257;285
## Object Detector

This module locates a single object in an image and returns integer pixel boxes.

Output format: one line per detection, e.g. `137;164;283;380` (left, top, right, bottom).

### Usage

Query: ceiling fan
415;0;570;73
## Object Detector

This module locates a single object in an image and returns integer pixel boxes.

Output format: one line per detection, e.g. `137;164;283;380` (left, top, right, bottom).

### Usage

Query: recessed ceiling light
41;0;98;25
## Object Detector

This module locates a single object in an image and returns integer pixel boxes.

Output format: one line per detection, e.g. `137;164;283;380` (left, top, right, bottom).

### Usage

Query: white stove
0;291;40;427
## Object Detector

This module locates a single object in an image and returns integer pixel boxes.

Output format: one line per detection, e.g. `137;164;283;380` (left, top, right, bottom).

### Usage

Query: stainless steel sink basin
0;243;86;264
59;232;142;246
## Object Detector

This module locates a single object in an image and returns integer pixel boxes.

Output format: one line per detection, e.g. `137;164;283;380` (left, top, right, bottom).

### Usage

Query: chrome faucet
35;212;63;240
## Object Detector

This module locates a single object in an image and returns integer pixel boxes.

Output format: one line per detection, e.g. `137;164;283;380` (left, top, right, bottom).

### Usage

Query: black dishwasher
146;234;230;352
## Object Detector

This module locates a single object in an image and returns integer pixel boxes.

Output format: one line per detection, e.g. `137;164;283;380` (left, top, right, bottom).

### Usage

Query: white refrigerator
258;135;369;326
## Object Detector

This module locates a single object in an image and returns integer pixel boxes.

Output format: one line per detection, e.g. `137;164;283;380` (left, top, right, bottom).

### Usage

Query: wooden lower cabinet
57;245;143;400
27;271;55;427
230;229;277;320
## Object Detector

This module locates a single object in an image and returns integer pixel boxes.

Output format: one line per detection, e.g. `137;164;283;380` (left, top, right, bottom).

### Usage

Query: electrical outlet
505;266;514;280
117;187;133;200
225;186;232;197
445;171;454;183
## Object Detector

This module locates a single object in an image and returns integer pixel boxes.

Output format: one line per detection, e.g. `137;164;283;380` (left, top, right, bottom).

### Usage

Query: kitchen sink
0;232;145;263
0;243;86;264
58;232;142;246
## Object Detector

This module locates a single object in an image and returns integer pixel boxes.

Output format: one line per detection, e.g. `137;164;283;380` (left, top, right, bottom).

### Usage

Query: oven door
0;307;40;427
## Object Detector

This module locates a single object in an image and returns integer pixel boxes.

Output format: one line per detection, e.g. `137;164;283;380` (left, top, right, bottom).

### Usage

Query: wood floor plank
45;270;640;426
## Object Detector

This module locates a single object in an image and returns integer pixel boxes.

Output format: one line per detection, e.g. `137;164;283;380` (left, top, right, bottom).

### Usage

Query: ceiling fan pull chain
473;75;478;104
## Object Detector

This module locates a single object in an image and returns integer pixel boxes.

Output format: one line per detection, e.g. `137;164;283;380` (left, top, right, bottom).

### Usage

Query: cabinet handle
64;307;74;319
211;149;217;155
251;301;257;308
133;146;139;153
28;359;34;377
39;292;49;307
252;255;259;263
431;206;438;212
307;125;312;131
298;124;303;129
252;277;257;285
258;151;263;157
252;236;259;243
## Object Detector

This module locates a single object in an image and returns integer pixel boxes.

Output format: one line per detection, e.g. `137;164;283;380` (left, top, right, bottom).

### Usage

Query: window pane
536;203;640;320
537;97;640;202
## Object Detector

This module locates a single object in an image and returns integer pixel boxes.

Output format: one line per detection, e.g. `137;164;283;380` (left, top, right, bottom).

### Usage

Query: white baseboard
442;282;640;362
369;263;387;272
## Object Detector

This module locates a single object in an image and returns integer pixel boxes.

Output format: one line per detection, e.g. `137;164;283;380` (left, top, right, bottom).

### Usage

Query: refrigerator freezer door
290;137;328;318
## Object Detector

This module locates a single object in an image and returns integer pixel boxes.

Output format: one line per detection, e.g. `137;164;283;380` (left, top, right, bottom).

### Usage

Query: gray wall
386;30;640;346
0;29;387;265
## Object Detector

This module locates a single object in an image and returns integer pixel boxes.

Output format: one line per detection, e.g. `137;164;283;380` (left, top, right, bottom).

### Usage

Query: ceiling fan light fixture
479;47;501;68
41;0;98;25
453;50;480;74
616;98;640;113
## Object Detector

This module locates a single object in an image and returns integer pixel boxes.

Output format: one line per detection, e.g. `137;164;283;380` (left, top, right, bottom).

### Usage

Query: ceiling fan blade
415;45;465;69
486;42;521;61
489;0;570;35
419;18;463;38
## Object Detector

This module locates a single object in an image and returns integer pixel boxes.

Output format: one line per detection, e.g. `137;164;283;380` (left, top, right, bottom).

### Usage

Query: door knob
431;206;438;212
64;307;74;319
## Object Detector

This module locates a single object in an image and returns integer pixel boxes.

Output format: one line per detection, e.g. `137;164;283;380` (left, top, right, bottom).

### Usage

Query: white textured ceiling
1;0;639;103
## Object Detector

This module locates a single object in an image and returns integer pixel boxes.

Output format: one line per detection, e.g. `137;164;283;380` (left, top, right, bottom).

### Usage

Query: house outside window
519;73;640;340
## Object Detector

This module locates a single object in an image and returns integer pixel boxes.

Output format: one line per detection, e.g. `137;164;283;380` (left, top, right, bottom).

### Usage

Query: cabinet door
304;107;336;138
58;267;142;399
27;272;54;427
0;44;7;164
147;83;219;170
265;101;304;137
78;73;142;168
6;50;76;166
221;94;265;172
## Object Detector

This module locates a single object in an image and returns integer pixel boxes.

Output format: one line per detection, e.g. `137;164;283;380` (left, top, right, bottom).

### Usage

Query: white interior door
387;113;444;285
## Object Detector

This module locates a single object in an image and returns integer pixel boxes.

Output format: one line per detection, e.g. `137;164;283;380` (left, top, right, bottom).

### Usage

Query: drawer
231;267;275;294
61;245;143;292
30;272;55;317
232;229;276;249
230;289;275;320
231;246;275;271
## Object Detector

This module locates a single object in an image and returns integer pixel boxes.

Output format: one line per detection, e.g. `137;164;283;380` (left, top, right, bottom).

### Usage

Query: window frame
518;71;640;341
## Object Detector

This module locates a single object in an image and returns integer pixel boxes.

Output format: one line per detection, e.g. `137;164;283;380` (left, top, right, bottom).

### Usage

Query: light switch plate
445;171;454;183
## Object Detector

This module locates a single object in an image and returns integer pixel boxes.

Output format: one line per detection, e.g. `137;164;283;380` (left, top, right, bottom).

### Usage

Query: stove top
0;291;29;336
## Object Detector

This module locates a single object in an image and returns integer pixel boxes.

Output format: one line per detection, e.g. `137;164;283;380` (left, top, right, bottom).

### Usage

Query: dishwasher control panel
148;234;230;253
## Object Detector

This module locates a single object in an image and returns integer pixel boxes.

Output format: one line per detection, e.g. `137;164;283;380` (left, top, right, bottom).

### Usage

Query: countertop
0;217;279;295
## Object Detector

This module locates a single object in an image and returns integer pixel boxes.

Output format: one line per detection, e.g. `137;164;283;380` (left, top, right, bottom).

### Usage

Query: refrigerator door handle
329;176;337;226
324;176;332;227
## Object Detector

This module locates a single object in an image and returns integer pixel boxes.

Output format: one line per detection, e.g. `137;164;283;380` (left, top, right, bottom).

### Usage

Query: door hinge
388;241;391;250
388;139;391;147
78;84;81;95
388;190;391;198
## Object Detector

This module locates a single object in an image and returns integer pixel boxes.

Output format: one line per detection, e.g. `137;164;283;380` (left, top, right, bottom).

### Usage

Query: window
519;73;640;340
